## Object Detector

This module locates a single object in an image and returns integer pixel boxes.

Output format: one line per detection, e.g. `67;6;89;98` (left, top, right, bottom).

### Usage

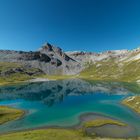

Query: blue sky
0;0;140;52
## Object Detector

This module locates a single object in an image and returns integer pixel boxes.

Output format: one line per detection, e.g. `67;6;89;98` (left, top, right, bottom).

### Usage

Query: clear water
0;79;140;137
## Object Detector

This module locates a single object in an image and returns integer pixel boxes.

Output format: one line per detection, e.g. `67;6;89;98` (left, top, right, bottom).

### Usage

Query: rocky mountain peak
39;42;63;55
38;42;73;62
39;42;53;52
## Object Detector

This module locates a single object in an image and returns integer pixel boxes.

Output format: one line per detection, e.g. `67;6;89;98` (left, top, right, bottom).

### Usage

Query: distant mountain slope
67;48;140;82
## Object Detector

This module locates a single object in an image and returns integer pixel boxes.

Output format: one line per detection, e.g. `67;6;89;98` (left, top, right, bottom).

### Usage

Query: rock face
0;43;82;75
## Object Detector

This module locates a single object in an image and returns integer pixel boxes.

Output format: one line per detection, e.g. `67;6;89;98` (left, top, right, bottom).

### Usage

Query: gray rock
0;42;83;75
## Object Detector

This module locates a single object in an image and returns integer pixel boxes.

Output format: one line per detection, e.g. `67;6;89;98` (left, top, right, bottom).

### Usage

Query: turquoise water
0;79;140;137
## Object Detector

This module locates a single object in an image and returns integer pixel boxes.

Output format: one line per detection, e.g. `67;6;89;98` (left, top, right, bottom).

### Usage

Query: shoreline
0;112;138;139
122;96;140;115
0;106;25;126
0;75;138;87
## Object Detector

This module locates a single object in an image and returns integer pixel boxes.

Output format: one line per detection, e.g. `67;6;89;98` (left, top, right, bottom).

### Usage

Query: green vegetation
122;96;140;114
79;59;140;82
0;127;139;140
0;73;33;86
83;119;126;128
0;118;132;140
0;62;22;71
0;129;92;140
0;106;24;125
0;62;42;85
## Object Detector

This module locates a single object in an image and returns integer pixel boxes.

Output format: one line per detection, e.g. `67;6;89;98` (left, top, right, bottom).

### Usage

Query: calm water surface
0;79;140;137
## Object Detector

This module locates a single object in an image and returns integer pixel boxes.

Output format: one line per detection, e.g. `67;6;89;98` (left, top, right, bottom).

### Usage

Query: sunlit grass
0;106;24;125
122;96;140;114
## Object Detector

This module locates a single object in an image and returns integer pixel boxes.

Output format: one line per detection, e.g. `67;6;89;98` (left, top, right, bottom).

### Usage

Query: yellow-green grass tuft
0;106;24;125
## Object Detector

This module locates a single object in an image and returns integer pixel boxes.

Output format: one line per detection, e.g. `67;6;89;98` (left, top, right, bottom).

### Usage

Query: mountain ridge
1;42;140;83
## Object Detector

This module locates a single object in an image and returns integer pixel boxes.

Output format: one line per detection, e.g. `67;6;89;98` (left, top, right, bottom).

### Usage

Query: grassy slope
0;62;42;85
122;96;140;114
0;106;24;125
80;59;140;82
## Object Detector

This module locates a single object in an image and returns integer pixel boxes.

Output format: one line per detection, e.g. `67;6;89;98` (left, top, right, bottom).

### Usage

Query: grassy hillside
0;62;43;85
80;59;140;82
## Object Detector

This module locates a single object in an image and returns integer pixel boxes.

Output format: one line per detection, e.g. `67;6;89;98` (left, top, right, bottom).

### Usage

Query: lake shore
0;106;25;125
0;112;138;139
0;80;140;139
122;96;140;114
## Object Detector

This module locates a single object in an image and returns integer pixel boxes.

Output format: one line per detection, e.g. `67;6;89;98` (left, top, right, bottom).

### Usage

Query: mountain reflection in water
0;79;133;106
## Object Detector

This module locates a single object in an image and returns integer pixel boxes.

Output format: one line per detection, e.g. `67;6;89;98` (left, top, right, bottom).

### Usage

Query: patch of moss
0;106;24;125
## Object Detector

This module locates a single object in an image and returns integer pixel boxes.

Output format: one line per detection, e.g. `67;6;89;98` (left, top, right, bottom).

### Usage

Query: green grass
83;119;126;128
0;73;33;85
0;118;132;140
0;62;22;71
79;59;140;82
0;129;92;140
0;106;24;125
0;127;139;140
0;62;43;85
122;96;140;114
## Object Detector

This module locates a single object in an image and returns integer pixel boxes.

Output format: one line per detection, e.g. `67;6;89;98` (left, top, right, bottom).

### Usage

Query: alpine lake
0;79;140;138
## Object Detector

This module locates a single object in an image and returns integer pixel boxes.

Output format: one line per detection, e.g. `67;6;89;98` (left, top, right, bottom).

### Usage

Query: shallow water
0;79;140;137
